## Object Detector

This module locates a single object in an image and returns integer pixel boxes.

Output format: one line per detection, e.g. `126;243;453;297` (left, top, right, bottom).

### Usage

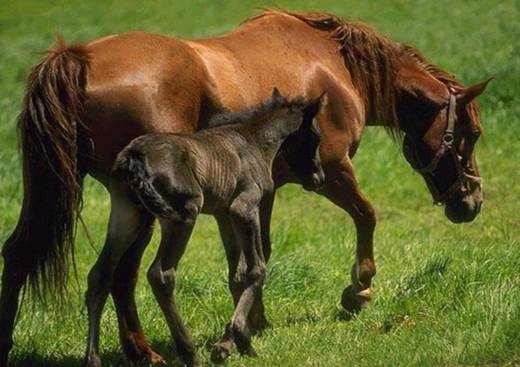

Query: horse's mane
208;91;306;128
246;10;466;137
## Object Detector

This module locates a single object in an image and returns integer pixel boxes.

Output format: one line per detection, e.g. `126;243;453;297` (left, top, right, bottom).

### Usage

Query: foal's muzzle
303;171;325;191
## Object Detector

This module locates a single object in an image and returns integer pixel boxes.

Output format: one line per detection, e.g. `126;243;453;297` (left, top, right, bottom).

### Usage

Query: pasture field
1;0;519;366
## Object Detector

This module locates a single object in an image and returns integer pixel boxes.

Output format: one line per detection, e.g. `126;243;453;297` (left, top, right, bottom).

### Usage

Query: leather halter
408;89;482;205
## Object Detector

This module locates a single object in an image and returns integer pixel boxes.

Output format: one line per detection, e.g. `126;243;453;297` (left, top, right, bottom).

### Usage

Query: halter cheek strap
414;90;482;205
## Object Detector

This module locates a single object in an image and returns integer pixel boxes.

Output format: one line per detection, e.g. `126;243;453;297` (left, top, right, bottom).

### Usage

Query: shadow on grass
9;339;189;367
9;350;121;367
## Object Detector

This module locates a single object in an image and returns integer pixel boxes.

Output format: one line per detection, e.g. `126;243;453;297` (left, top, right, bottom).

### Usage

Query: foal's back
113;125;272;217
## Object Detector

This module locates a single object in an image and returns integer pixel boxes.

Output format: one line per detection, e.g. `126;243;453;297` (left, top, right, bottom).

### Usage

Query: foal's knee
147;264;175;296
247;264;266;287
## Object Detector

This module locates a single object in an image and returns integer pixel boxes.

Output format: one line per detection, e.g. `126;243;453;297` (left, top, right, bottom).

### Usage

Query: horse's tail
113;150;176;218
2;35;90;300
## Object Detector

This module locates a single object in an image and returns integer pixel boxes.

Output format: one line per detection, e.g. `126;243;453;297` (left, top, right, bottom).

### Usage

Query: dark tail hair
113;150;176;218
3;36;90;300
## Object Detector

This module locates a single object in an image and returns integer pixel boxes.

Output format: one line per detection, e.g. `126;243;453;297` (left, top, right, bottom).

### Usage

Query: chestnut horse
0;10;489;366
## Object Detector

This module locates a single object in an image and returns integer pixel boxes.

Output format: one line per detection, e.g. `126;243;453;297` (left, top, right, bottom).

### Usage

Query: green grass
1;0;519;366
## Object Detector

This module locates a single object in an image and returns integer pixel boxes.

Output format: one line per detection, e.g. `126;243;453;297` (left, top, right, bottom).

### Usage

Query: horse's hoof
148;350;166;365
148;350;166;366
211;343;231;365
83;354;102;367
341;286;371;314
124;348;165;366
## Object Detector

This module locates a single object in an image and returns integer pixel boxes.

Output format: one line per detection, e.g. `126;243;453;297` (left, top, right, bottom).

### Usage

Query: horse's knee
355;202;376;232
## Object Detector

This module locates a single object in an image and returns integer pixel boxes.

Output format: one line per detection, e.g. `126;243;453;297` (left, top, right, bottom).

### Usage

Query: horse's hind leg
83;194;146;367
321;156;376;314
111;216;165;365
147;220;197;367
0;239;30;367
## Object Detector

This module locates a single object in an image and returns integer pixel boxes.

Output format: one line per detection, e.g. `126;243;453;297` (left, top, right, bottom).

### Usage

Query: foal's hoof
341;286;371;314
210;343;232;365
238;345;257;358
249;313;271;334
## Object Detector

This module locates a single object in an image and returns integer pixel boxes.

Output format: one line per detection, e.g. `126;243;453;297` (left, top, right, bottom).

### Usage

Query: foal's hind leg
321;156;376;313
111;217;165;365
83;195;147;367
147;220;198;367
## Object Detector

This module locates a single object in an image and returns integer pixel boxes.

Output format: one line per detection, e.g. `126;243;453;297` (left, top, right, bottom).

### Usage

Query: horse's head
397;71;491;223
276;89;326;191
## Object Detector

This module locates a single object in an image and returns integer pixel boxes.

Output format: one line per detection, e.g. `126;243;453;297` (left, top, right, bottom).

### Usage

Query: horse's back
83;32;211;178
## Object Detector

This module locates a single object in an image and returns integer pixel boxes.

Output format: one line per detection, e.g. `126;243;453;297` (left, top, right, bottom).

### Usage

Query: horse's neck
369;60;448;131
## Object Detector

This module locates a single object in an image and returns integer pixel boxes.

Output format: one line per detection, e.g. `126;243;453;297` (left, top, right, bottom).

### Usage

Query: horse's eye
471;131;481;141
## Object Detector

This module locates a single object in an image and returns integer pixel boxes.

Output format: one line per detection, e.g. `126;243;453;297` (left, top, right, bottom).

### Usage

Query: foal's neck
246;111;302;157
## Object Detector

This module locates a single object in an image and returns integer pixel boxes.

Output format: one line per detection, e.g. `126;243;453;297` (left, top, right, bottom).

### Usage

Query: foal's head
275;90;326;191
210;88;325;191
397;64;491;223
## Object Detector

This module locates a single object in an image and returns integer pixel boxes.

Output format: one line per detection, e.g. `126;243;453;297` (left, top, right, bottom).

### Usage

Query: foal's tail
113;150;176;218
2;36;90;300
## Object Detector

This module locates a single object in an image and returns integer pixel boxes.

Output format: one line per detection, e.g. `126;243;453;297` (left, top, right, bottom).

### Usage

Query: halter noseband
410;89;482;205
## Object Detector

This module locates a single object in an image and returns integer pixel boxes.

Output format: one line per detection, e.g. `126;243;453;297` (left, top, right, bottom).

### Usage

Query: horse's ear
457;78;493;105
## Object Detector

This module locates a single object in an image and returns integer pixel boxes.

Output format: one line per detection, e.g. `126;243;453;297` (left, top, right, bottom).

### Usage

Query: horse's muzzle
444;191;482;223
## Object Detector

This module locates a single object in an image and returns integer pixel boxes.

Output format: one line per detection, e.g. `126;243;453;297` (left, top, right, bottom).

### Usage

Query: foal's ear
304;92;328;120
272;87;282;99
303;92;327;137
457;78;493;105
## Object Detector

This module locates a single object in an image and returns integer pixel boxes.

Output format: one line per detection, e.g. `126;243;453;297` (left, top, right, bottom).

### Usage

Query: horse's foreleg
111;216;165;365
322;156;377;313
83;195;145;367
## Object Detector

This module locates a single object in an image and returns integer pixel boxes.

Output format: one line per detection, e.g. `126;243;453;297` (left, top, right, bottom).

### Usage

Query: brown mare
0;10;490;366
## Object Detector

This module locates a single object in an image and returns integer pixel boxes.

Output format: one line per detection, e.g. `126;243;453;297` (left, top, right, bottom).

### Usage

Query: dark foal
83;90;325;367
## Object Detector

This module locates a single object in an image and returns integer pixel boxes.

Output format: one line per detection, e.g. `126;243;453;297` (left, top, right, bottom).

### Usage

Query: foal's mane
208;92;306;128
246;10;466;138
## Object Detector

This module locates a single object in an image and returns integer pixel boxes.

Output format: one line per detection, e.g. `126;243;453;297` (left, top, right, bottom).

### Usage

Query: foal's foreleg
322;156;376;313
147;220;197;367
111;216;165;365
213;197;265;363
216;195;272;335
